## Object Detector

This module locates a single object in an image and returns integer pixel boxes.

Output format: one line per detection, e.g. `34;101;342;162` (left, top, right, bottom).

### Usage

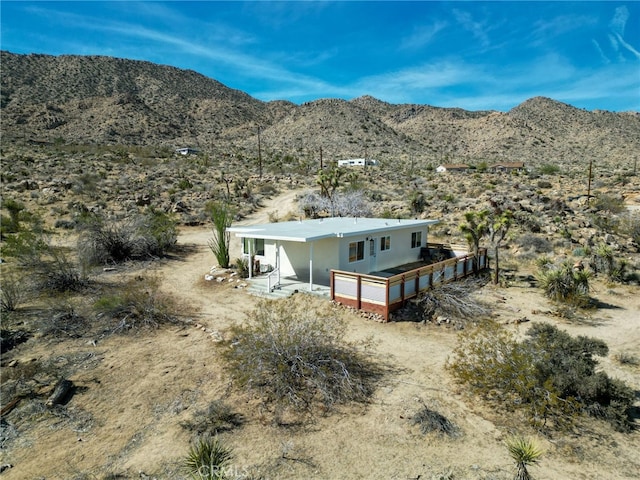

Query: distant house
436;163;469;173
337;158;378;167
176;147;199;155
490;161;525;173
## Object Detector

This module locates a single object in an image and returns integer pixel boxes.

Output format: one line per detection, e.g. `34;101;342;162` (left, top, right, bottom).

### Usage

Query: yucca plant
184;436;233;480
505;436;543;480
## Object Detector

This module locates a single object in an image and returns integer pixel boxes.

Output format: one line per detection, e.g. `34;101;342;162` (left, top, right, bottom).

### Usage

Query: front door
368;238;377;273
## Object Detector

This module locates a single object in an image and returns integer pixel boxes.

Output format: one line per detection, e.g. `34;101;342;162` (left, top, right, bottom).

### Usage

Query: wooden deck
330;245;488;321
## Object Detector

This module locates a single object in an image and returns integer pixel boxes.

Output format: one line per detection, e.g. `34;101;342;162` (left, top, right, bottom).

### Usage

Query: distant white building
176;147;199;155
337;158;378;167
436;163;469;173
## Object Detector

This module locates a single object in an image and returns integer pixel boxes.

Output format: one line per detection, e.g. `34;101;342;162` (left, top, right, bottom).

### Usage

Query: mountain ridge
1;51;638;166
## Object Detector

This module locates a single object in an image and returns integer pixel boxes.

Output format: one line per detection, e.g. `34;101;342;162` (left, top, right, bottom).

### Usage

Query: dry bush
416;277;491;325
77;210;177;265
410;403;459;437
223;297;383;420
181;399;244;436
0;269;29;312
93;276;180;332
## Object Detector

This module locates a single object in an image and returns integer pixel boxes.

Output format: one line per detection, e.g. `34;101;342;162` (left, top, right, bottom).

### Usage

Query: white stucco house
337;158;379;167
227;217;438;290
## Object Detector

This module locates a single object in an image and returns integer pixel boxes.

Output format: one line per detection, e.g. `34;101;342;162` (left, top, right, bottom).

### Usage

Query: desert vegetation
1;52;639;479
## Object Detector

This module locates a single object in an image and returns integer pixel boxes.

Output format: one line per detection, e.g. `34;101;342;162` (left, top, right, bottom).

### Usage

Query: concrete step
245;284;293;299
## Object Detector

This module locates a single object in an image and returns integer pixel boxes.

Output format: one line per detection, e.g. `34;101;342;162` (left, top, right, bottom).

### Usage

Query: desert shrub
1;221;85;294
234;257;249;278
77;210;177;265
592;194;625;214
93;277;179;331
516;234;552;253
410;404;459;437
536;260;591;307
589;243;627;282
512;211;541;233
0;270;29;312
539;164;560;175
43;297;90;338
536;180;552;189
613;351;639;366
181;400;243;436
298;190;372;218
206;201;235;268
416;277;491;325
447;321;635;431
184;436;233;480
619;211;640;245
505;436;543;480
223;298;382;419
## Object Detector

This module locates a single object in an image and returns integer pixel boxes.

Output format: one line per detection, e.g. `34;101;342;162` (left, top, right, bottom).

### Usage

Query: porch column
247;238;252;279
276;241;281;285
309;242;314;291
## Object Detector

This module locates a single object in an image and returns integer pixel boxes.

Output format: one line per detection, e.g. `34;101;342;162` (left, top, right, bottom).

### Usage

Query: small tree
505;436;543;480
206;201;235;268
487;209;513;284
459;210;489;274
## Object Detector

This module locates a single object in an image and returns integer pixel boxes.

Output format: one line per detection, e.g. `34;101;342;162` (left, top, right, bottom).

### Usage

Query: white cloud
453;9;490;48
609;5;629;36
400;20;448;50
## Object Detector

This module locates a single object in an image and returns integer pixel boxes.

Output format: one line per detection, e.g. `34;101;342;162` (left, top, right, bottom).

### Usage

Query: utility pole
257;125;262;179
319;146;323;170
587;158;593;206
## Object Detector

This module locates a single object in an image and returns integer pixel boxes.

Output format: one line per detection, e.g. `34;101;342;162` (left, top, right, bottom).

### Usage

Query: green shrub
447;321;635;431
223;298;382;419
539;164;560;175
234;257;249;279
184;436;233;480
536;260;591;307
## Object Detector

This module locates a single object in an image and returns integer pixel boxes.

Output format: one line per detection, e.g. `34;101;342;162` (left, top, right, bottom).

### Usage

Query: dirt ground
1;189;639;480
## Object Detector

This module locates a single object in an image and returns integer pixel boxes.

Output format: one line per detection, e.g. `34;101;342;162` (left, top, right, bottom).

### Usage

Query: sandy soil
1;189;639;480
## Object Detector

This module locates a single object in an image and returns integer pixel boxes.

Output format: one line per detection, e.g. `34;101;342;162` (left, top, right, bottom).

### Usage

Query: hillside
2;51;639;167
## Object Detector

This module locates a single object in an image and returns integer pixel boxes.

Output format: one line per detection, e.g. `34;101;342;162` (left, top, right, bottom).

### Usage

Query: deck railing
330;246;487;321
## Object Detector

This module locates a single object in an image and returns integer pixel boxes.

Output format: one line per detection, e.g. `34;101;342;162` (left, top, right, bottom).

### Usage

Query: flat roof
227;217;439;242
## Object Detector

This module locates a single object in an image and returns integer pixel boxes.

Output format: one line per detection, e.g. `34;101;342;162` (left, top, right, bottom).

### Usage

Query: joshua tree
505;436;543;480
459;209;489;274
487;209;513;284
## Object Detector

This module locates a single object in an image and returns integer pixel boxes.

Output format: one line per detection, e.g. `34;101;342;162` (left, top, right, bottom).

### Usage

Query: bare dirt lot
1;190;639;480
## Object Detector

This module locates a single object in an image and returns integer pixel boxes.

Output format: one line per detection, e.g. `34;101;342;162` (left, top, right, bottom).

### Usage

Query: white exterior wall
241;224;429;284
257;238;338;285
337;226;427;274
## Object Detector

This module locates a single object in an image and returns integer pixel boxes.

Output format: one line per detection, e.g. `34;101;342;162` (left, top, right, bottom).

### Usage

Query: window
349;241;365;263
380;236;391;251
411;231;422;249
243;238;265;256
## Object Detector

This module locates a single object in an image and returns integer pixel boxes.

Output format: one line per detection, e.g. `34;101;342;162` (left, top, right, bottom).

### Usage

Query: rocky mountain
2;51;639;167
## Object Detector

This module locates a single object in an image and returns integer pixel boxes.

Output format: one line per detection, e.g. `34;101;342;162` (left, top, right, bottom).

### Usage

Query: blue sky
2;1;639;112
